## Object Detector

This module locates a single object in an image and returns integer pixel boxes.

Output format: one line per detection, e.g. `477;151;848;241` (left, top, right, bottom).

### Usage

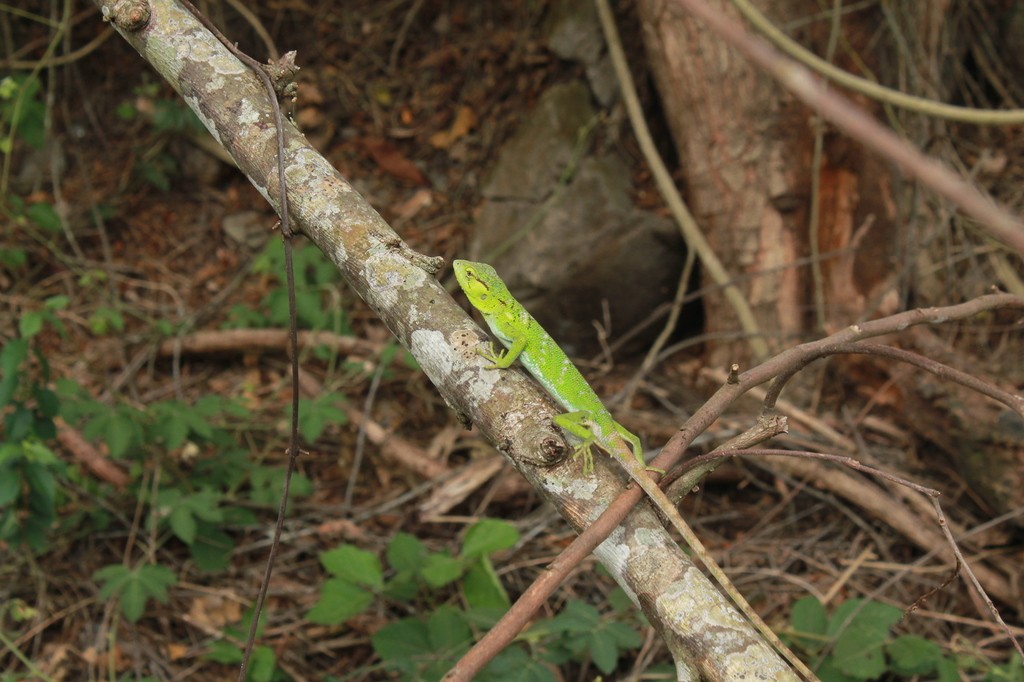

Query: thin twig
175;3;301;679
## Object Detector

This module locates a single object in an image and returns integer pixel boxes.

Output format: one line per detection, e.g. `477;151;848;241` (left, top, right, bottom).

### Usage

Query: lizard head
453;259;509;315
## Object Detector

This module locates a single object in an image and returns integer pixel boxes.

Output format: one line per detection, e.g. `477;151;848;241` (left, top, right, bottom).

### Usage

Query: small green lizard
454;259;671;486
452;259;646;475
453;259;809;679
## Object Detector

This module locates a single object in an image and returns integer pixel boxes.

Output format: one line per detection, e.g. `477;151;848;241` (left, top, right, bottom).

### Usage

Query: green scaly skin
453;259;809;680
452;260;646;474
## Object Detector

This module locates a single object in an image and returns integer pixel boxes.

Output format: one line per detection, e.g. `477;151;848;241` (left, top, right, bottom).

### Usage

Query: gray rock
469;82;684;356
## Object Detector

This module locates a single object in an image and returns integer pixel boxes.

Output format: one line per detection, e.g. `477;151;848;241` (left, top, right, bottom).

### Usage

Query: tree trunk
638;0;902;366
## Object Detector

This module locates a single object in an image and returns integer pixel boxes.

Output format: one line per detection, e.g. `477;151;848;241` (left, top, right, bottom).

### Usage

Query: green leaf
427;605;472;653
169;506;197;544
115;101;137;120
14;98;45;149
887;635;941;676
295;290;328;329
371;618;432;662
26;202;62;232
815;656;860;682
23;440;59;466
131;564;177;621
606;587;636;615
23;461;56;511
462;519;519;559
7;403;36;442
936;656;961;682
306;578;374;625
265;289;291;327
829;600;901;679
421;552;463;588
84;408;144;459
985;660;1024;682
150;413;189;450
33;387;60;418
0;339;28;407
154;488;223;547
378;343;400;368
0;462;19;506
247;645;277;682
183;487;225;522
204;639;242;664
298;393;347;443
320;545;383;588
481;646;555;682
190;522;234;573
789;596;827;653
387;532;426;572
251;240;283;275
88;307;125;336
248;467;312;506
44;295;69;311
381;573;418;602
400;348;421;371
462;557;510;610
462;606;507;632
548;599;600;633
93;563;177;622
0;247;26;268
139;155;175;191
0;441;21;464
0;75;17;98
19;311;44;339
604;620;643;648
94;564;132;598
589;627;620;674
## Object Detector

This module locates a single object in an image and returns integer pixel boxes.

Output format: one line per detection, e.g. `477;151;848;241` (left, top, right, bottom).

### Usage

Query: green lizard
453;259;810;680
454;259;665;480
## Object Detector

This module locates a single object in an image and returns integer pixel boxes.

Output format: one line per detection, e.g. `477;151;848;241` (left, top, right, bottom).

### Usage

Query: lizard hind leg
552;411;601;474
615;422;665;474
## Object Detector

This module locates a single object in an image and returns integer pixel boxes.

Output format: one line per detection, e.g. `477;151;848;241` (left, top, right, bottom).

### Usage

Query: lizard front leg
478;333;527;369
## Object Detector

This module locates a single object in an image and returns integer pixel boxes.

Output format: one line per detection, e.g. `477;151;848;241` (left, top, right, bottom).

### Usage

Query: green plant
526;599;644;675
225;241;350;335
87;305;126;336
63;389;312;569
308;519;516;627
303;519;650;679
370;605;554;682
0;300;69;550
0;74;45;153
299;392;347;442
114;81;205;191
92;563;178;623
783;596;1017;681
204;610;291;682
1;302;312;559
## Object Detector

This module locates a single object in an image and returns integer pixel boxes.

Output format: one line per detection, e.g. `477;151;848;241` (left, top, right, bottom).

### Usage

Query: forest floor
2;1;1022;680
